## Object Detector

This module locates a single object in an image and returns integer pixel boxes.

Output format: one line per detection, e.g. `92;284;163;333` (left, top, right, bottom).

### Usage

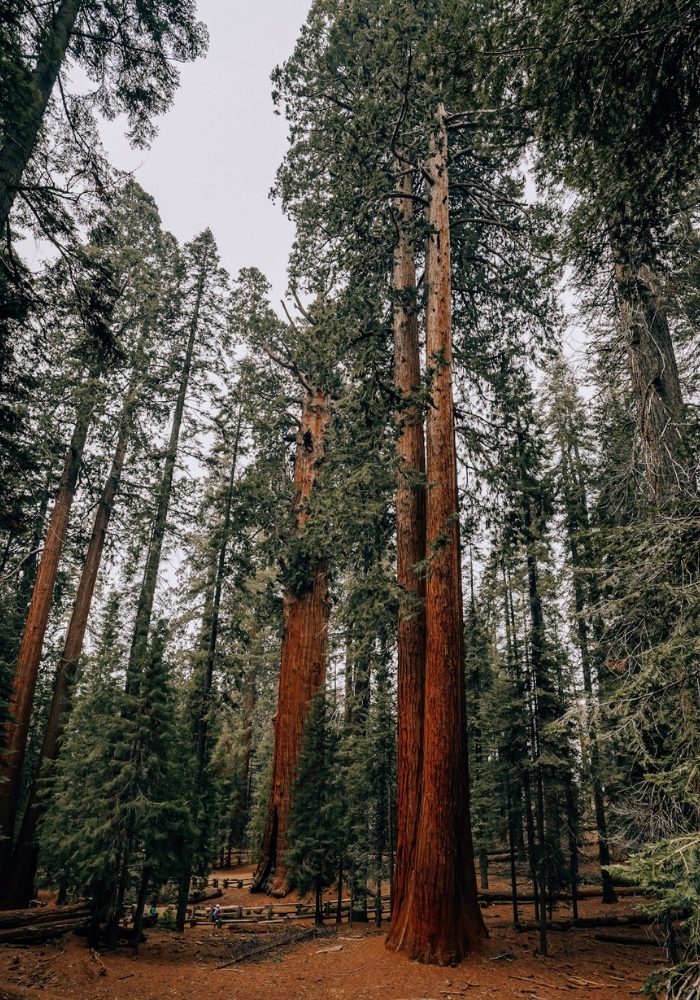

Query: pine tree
286;689;343;925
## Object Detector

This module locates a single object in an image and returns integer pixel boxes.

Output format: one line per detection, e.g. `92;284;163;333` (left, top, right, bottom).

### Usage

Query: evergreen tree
286;689;343;925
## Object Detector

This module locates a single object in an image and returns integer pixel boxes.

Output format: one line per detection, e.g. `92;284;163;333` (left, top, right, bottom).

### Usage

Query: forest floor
0;863;665;1000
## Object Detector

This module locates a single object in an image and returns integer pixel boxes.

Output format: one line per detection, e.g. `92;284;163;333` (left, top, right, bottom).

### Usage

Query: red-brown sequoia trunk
386;167;426;936
251;389;332;897
0;400;93;883
1;380;140;908
388;110;486;964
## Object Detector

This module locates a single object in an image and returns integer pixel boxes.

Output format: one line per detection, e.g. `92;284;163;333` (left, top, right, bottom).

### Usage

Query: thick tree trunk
2;379;141;908
176;406;243;929
388;111;486;965
251;390;332;897
0;0;82;231
386;166;427;939
614;261;691;505
0;397;93;884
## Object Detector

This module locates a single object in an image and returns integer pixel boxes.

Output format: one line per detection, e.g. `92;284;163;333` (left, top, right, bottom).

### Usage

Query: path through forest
0;865;664;1000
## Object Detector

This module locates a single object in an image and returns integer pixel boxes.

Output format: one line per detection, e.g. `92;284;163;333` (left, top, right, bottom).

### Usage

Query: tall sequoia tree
0;183;178;908
230;269;338;897
388;110;486;964
388;167;427;926
0;253;118;884
251;385;332;895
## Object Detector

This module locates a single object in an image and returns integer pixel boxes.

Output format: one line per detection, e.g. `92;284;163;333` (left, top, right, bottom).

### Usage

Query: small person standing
212;904;222;929
149;902;158;925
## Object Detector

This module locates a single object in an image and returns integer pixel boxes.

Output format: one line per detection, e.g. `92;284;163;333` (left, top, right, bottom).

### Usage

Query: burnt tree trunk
0;0;82;231
2;376;142;908
388;110;486;965
0;394;94;884
251;390;332;897
386;165;427;941
614;261;691;505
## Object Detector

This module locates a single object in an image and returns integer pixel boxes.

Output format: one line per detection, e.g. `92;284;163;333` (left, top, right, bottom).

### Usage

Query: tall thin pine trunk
386;165;426;938
176;405;243;929
125;251;207;694
0;0;82;230
251;390;332;897
388;110;486;964
108;251;207;927
0;391;94;882
560;443;616;903
1;375;143;907
522;492;549;956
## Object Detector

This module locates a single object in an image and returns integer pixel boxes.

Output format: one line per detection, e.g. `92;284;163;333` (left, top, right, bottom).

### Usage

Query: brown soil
0;865;664;1000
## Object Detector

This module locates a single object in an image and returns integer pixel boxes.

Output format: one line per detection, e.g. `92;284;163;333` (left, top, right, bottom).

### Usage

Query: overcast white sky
98;0;312;303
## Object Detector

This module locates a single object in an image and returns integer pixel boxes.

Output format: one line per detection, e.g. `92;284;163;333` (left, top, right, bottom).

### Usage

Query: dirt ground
0;864;665;1000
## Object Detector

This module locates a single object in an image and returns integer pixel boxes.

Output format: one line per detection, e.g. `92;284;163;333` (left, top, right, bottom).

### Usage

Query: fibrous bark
251;389;332;897
387;111;486;965
0;394;94;885
615;261;691;505
386;165;427;939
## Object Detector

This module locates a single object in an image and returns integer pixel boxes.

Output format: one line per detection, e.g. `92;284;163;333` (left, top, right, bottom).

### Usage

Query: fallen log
188;888;223;905
516;914;661;933
594;933;663;948
0;902;89;929
479;885;644;904
216;925;334;967
0;917;89;945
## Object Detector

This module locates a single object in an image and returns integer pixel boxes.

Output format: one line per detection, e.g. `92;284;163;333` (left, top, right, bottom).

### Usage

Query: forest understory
0;862;665;1000
2;2;699;999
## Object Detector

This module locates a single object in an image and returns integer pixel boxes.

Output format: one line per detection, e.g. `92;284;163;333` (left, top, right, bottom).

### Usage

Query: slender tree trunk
0;395;94;884
130;867;150;954
239;660;257;833
560;445;616;904
125;252;207;694
251;390;332;897
564;774;579;921
388;110;486;964
0;0;82;231
506;781;520;927
614;261;691;505
176;406;243;929
2;378;141;908
314;877;323;926
522;497;549;957
386;165;427;941
336;862;343;924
